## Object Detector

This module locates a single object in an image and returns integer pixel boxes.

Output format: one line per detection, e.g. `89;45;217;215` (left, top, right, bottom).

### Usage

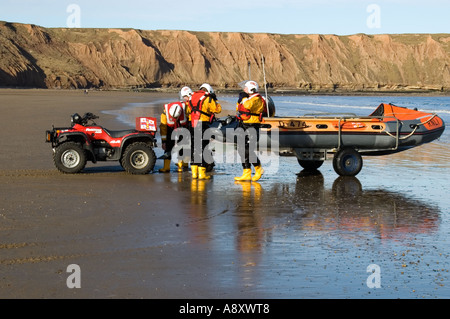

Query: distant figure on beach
159;86;192;173
235;80;266;182
186;83;222;180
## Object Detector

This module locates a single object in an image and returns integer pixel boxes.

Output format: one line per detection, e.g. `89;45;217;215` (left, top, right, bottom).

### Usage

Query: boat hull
259;117;445;154
212;105;445;155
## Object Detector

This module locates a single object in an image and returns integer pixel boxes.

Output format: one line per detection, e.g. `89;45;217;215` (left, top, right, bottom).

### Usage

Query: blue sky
1;0;449;35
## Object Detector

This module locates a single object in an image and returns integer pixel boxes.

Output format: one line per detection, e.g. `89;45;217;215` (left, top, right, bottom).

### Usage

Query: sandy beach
0;89;270;299
1;89;449;300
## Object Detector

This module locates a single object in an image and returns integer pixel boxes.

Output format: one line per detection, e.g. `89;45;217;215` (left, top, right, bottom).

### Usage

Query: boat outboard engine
263;95;276;117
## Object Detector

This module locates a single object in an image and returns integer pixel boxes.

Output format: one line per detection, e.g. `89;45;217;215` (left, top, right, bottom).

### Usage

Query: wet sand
1;89;449;299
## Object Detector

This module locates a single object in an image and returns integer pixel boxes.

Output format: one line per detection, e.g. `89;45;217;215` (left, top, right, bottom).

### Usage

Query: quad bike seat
103;128;138;138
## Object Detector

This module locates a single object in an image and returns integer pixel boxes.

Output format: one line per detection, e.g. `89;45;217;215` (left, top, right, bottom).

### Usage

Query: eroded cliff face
1;21;449;92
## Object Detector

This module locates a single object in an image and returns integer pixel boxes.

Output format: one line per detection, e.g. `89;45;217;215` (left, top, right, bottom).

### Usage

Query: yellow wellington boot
191;165;198;179
159;159;171;173
198;166;211;180
234;168;252;181
252;165;264;182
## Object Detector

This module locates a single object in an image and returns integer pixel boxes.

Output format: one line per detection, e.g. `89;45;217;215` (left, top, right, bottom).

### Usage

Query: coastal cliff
1;21;449;92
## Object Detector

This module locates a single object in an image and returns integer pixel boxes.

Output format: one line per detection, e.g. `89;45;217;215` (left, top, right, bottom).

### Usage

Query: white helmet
200;83;214;94
245;80;259;93
180;86;192;99
169;103;183;119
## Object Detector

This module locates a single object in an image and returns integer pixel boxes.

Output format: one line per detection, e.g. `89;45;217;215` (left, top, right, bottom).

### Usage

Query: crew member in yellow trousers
159;86;192;172
234;80;266;182
186;83;222;180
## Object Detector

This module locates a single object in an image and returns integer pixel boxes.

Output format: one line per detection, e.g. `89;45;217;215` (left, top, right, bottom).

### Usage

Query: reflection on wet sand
205;169;441;256
231;181;266;286
293;170;440;240
188;169;441;264
188;179;211;244
234;181;264;253
178;161;443;295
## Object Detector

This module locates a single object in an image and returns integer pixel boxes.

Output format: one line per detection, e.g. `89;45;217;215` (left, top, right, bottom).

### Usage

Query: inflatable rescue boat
211;103;445;176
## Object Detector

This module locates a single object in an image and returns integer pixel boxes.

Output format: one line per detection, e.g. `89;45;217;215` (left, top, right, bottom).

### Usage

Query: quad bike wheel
121;142;156;174
53;142;87;174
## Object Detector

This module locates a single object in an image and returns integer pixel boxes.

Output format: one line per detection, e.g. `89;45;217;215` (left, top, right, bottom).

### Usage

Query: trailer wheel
332;147;363;176
121;142;156;174
297;159;324;170
54;142;87;174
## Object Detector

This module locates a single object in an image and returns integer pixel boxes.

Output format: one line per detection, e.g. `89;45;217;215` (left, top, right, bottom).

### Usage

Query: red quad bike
45;112;158;174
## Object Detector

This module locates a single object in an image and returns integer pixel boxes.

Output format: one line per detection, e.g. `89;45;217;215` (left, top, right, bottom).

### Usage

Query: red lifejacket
188;91;214;127
164;102;187;128
237;93;267;121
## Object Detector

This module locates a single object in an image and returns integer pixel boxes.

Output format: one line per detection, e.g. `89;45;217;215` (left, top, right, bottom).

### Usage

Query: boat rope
384;113;437;140
385;126;418;140
418;114;438;125
261;53;270;117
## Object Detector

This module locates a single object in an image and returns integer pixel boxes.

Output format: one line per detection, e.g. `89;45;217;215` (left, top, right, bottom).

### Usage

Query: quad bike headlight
71;113;81;125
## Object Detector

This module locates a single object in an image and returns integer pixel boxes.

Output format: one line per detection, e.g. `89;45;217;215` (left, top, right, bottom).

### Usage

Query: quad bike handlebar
71;112;99;126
